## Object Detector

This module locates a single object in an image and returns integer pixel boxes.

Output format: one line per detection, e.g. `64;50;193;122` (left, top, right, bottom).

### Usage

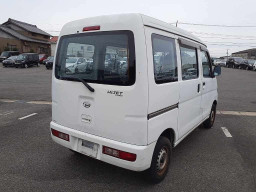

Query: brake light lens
82;25;100;32
51;129;69;141
102;146;136;162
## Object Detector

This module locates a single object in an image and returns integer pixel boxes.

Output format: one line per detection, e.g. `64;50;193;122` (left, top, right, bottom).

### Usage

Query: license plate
82;140;95;149
78;139;99;158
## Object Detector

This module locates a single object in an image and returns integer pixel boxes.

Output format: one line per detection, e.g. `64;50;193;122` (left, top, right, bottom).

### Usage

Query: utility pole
176;20;178;27
226;49;229;59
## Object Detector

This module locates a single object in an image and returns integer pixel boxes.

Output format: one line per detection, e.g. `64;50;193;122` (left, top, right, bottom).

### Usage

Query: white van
50;14;221;183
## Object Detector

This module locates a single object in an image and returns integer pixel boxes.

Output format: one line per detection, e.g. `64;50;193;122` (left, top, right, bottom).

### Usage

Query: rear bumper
50;121;156;171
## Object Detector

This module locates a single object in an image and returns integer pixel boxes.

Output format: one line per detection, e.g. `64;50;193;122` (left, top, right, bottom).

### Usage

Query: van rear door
52;30;148;145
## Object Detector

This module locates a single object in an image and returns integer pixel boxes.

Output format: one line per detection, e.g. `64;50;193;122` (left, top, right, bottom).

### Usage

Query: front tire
203;104;216;129
145;136;172;184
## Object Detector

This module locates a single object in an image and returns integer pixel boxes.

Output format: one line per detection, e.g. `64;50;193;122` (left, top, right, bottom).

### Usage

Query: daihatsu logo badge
83;101;91;108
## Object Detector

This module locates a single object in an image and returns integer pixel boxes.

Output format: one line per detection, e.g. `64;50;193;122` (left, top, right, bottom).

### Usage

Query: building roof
232;48;256;54
2;18;51;37
50;36;58;43
0;25;50;45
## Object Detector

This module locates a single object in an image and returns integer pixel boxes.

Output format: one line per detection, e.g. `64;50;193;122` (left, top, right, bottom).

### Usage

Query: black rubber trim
148;103;179;120
144;24;207;48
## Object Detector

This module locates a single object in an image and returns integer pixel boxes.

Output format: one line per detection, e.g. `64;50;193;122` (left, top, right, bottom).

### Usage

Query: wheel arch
159;128;176;147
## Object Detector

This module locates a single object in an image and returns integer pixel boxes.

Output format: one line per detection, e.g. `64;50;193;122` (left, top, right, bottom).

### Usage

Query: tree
4;47;10;51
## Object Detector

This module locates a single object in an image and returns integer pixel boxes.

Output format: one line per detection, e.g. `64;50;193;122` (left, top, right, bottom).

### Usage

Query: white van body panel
199;50;218;119
52;14;149;146
51;13;218;171
51;121;156;171
144;26;179;144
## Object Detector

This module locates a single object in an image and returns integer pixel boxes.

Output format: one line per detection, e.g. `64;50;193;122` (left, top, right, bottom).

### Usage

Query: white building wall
51;43;56;56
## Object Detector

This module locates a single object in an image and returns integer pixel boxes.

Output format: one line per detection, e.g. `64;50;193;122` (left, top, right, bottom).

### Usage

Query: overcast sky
1;0;256;57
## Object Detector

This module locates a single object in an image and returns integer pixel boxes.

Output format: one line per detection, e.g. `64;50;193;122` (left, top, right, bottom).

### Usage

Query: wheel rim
156;147;168;175
210;108;215;125
25;64;28;68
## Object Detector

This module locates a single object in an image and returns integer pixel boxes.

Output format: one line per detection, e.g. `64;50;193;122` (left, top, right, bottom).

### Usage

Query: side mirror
213;65;221;76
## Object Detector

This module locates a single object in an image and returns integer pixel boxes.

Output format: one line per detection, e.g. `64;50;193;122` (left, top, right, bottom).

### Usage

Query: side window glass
201;51;212;77
180;46;198;80
152;34;178;84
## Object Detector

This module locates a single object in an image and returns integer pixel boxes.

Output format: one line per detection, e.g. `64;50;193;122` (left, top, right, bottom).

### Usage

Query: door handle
197;84;200;93
203;82;206;86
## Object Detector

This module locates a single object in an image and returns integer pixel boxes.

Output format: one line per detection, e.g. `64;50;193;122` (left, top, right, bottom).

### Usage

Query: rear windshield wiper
60;76;95;92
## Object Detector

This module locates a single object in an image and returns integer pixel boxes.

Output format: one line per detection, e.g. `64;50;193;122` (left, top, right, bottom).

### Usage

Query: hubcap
211;109;215;124
156;147;168;174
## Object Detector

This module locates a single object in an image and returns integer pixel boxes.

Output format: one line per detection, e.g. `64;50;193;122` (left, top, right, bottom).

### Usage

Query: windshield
48;56;54;61
248;60;255;64
17;54;27;60
55;31;135;86
234;58;243;62
39;54;45;59
66;57;78;63
1;52;9;57
8;56;17;60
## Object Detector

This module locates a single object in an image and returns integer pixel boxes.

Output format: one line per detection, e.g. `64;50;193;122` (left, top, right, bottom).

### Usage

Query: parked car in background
239;59;248;69
226;57;243;68
239;59;255;70
2;56;18;67
253;61;256;71
211;57;217;64
247;59;255;70
65;57;86;73
15;53;39;68
43;56;51;65
214;59;226;67
0;51;19;62
45;56;54;69
39;54;48;64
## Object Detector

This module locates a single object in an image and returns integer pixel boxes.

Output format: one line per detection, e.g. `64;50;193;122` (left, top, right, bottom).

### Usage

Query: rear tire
203;104;216;129
145;136;172;184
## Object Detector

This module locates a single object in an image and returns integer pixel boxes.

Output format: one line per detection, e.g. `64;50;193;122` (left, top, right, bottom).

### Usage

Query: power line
190;31;256;38
204;41;256;45
175;22;256;28
207;44;256;47
196;36;256;41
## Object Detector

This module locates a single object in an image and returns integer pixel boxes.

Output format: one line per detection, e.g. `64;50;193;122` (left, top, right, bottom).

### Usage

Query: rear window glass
55;31;135;86
1;52;9;57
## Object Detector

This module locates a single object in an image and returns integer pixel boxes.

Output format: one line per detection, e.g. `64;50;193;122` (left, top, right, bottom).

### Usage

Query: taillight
82;26;100;32
102;146;136;162
51;129;69;141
